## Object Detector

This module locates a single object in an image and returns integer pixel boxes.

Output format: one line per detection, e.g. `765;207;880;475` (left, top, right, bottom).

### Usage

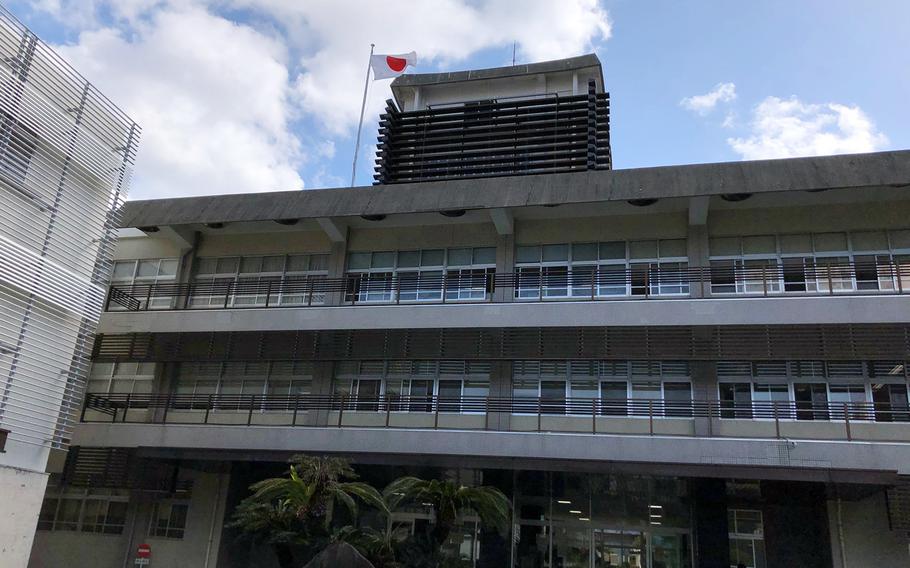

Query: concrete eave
118;150;910;229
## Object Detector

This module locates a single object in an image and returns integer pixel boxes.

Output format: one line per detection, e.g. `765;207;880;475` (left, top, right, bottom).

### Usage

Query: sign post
135;543;151;566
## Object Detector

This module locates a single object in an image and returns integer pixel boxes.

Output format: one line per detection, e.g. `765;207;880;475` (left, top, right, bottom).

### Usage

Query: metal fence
105;261;910;311
82;393;910;441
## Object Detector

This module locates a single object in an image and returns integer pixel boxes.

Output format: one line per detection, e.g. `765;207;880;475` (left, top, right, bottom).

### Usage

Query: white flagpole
351;43;375;187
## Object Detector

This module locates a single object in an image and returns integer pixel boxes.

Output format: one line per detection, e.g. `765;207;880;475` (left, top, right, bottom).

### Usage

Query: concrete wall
28;469;229;568
0;466;48;567
828;492;909;568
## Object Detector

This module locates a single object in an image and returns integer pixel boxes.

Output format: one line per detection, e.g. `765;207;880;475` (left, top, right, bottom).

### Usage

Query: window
345;248;496;303
709;231;910;296
515;240;689;300
86;362;156;395
728;509;766;568
150;502;188;539
174;362;313;411
191;254;329;308
333;360;491;412
511;360;690;417
720;383;752;419
37;489;129;534
110;258;178;310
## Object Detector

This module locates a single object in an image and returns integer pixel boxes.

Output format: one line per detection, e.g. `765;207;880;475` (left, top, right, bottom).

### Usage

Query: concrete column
309;361;335;427
494;234;515;303
690;360;718;437
0;465;47;567
687;224;710;299
324;241;348;306
151;362;179;423
487;360;512;431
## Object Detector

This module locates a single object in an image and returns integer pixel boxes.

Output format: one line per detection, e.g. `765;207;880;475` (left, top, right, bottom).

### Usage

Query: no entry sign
135;543;151;565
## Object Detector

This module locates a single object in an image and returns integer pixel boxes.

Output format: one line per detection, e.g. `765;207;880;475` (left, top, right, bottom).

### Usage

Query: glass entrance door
551;526;591;568
649;534;689;568
593;529;646;568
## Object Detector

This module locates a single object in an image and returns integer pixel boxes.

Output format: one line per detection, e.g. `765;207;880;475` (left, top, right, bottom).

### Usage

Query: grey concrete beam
117;150;910;228
316;217;347;243
489;208;514;235
71;423;910;477
154;226;194;250
688;195;710;226
97;295;910;335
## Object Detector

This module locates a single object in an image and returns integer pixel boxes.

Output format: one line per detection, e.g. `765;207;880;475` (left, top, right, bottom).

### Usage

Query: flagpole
351;43;375;187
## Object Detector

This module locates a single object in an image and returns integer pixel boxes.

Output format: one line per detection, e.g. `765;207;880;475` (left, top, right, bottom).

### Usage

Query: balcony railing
82;393;910;442
105;261;910;311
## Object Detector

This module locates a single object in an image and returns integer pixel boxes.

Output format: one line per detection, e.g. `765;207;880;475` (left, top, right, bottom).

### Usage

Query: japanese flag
370;51;417;80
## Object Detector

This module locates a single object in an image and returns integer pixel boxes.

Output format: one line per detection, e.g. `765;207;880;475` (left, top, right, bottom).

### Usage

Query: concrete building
28;55;910;568
0;7;139;565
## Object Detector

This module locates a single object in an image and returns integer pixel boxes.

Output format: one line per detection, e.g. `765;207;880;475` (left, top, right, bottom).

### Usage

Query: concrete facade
25;56;910;568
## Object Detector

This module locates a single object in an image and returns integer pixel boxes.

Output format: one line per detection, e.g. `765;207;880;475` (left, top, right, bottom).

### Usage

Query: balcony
82;393;910;443
105;261;910;312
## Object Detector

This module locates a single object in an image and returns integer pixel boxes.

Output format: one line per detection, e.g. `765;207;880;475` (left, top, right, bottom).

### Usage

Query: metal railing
82;393;910;441
105;261;910;311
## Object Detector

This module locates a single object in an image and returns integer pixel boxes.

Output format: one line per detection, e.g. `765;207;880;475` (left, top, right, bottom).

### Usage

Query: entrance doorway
515;523;689;568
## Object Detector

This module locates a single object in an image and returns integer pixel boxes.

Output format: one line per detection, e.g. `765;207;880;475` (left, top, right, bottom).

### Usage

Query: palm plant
229;455;387;567
383;476;511;550
247;455;386;529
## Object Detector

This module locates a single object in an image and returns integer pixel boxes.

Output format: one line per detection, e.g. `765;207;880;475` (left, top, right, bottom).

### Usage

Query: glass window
779;234;812;254
542;244;569;262
663;382;692;417
814;232;848;252
572;243;598;262
720;383;752;419
742;235;776;255
348;252;371;270
473;247;496;265
150;502;188;539
629;240;658;259
599;241;626;260
709;237;740;256
421;249;445;266
447;248;471;266
852;231;889;251
516;246;541;263
659;239;687;258
371;251;396;268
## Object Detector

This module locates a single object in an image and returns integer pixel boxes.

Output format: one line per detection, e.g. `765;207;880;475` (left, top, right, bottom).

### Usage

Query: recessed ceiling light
569;510;582;514
557;500;571;504
579;517;590;521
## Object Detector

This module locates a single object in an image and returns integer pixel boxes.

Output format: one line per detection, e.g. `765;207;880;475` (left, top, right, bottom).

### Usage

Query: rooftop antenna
512;42;516;66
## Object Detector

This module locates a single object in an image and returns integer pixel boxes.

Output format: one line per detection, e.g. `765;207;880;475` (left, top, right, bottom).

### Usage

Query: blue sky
9;1;909;199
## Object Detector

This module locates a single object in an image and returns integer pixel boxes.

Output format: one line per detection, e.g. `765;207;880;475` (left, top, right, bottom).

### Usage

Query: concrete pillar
687;224;710;299
151;362;179;423
309;361;335;427
690;360;717;437
488;360;512;431
324;241;348;306
494;234;515;303
0;465;47;567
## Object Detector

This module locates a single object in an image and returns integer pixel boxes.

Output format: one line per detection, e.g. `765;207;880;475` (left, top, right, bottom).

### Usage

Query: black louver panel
374;79;611;184
92;325;910;363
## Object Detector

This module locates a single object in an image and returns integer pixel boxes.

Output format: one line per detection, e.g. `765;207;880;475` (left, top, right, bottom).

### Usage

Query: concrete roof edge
118;149;910;228
391;53;603;89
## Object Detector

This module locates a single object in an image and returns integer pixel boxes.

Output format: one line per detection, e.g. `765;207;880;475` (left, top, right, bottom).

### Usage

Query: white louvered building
0;7;139;563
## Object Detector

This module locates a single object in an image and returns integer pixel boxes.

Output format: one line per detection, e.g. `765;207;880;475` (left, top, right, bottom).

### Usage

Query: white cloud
680;82;736;116
727;96;889;160
30;0;611;197
234;0;612;135
52;3;305;199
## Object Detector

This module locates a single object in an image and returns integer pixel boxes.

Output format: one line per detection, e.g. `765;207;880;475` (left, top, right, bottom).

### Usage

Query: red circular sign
137;544;151;558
